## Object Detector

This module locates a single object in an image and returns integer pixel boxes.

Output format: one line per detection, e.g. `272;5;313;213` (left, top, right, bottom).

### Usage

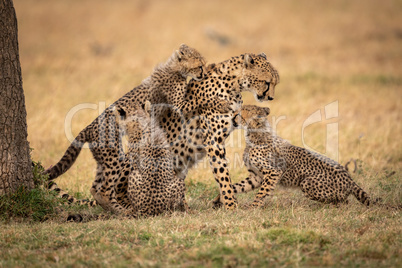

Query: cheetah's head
240;53;280;102
232;105;270;129
174;44;206;81
112;102;151;143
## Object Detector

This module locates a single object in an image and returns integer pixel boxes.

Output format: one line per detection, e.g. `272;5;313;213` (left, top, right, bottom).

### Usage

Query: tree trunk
0;0;33;194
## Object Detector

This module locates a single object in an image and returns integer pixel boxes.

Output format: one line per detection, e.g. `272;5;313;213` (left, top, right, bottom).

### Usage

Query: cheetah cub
214;105;381;208
146;44;230;115
113;102;188;217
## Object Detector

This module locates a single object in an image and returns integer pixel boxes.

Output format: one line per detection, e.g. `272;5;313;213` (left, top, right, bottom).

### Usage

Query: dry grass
1;185;401;267
2;0;401;266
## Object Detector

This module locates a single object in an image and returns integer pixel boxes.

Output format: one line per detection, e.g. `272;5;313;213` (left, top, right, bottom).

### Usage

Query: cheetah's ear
208;63;216;70
244;53;255;68
175;50;182;62
112;106;126;122
117;107;127;120
175;44;188;62
179;44;189;51
263;107;270;116
259;52;267;59
143;101;152;115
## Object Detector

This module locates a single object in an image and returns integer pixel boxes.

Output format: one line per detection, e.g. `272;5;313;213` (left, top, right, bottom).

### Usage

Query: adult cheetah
214;105;382;208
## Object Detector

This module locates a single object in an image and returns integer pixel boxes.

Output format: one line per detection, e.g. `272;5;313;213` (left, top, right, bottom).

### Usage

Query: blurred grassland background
16;0;401;195
2;0;401;266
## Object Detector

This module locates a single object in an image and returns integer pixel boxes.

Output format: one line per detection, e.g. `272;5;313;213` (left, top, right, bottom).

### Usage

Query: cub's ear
179;44;188;51
175;50;182;62
263;107;270;116
141;101;152;117
259;52;267;59
117;107;127;119
208;63;216;69
112;106;126;121
175;44;189;61
244;53;255;68
144;100;152;114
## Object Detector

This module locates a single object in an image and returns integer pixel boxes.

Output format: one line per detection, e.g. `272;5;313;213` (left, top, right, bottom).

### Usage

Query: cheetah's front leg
212;172;263;208
251;170;282;208
207;144;238;210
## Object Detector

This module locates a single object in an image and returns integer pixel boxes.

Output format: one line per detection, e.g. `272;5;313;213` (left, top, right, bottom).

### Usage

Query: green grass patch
0;186;60;222
0;160;106;223
257;227;328;246
0;160;62;222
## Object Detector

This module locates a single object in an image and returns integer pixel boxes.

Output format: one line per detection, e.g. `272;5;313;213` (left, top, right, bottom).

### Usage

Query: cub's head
240;53;280;102
113;102;152;143
174;44;206;81
233;105;270;129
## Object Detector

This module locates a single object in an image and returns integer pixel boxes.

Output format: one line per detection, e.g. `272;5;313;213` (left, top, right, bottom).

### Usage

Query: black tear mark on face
232;113;241;128
257;82;272;101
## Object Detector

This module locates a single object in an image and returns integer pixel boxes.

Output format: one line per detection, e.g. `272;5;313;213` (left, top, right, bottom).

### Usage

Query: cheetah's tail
44;128;88;180
351;181;401;209
351;181;374;206
66;212;137;223
47;181;98;207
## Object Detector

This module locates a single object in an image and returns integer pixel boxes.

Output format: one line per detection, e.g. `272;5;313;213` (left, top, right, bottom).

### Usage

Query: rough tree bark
0;0;34;194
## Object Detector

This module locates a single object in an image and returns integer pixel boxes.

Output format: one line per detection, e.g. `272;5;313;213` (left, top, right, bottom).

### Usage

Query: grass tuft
0;160;65;222
0;186;59;223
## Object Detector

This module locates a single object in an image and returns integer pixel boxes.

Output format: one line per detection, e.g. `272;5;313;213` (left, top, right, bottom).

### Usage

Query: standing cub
214;105;379;208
